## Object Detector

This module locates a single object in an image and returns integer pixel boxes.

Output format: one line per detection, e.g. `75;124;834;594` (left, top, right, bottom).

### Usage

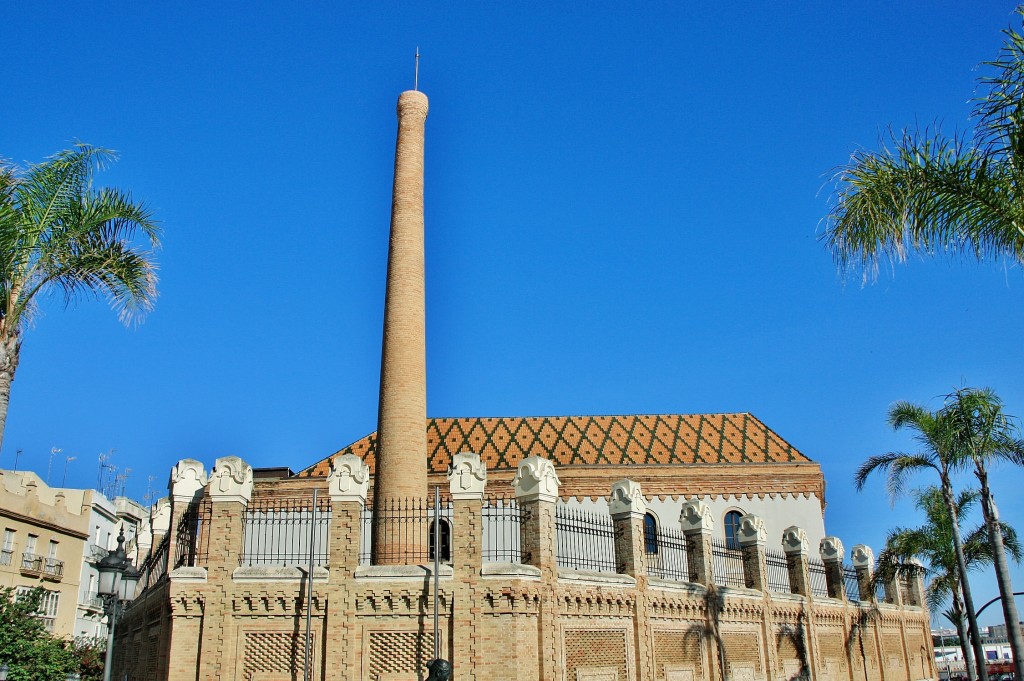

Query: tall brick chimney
372;90;429;564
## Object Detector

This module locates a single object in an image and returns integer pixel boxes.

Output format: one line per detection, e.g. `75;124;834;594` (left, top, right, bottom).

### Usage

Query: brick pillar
450;452;486;679
324;454;369;681
819;536;846;601
736;514;768;591
513;455;561;681
373;89;431;565
197;456;252;681
851;544;875;604
882;572;904;606
782;526;811;597
167;459;207;569
905;558;925;607
609;479;648;578
679;500;714;587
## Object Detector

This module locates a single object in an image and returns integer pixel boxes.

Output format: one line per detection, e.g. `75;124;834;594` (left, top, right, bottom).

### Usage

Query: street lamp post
95;528;140;681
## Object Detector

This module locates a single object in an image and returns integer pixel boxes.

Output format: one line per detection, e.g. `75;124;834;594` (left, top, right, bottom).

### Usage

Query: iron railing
876;579;887;602
646;525;690;582
711;538;745;588
21;553;43;575
174;497;212;568
240;495;332;567
554;504;616;573
139;534;170;592
807;557;829;597
42;558;64;580
482;496;528;563
765;547;792;594
843;565;862;603
360;497;453;565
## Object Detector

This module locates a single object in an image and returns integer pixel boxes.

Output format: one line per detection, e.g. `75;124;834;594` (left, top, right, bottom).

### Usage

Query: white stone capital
782;526;809;556
819;536;845;564
327;454;370;504
151;497;171;535
209;456;253;505
169;459;207;504
679;500;714;535
512;455;561;503
448;452;486;500
608;479;646;519
851;544;874;570
736;514;767;547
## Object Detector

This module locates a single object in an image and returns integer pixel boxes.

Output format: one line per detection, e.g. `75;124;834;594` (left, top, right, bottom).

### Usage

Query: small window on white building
428;519;451;562
26;533;37;556
724;511;743;550
644;513;659;554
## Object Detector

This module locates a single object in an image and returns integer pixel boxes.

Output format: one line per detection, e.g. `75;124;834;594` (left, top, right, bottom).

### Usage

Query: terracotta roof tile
296;413;810;477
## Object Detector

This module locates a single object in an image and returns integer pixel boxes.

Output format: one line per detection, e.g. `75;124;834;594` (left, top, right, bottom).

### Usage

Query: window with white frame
1;529;13;566
14;586;60;632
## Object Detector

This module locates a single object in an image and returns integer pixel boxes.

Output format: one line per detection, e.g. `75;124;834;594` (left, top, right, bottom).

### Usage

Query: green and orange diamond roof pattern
297;413;810;477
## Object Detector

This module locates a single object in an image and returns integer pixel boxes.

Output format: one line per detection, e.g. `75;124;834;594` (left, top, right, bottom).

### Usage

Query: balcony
42;558;64;581
20;553;43;577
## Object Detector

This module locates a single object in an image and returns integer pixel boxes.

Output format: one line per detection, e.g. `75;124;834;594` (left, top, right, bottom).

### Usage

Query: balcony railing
42;558;64;581
21;553;43;576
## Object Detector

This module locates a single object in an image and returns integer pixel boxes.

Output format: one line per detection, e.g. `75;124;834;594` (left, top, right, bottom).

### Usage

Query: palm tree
875;487;1022;681
822;9;1024;279
942;388;1024;680
0;145;160;451
855;401;989;681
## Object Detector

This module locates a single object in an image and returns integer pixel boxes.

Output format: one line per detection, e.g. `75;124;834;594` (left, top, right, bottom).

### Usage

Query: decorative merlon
736;514;767;547
328;454;370;504
209;456;254;505
448;452;486;500
151;497;171;534
679;500;713;534
851;544;874;569
608;479;646;519
168;459;207;503
782;526;809;556
512;455;560;503
819;536;845;563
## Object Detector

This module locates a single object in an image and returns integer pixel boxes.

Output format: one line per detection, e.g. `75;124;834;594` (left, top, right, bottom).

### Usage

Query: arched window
428;519;451;562
724;511;743;550
644;513;659;554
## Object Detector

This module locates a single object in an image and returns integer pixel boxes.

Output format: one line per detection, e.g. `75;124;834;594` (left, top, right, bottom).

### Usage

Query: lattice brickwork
653;630;704;681
720;631;762;678
368;631;434;680
243;632;301;679
881;629;904;672
775;628;805;678
906;633;929;679
565;629;628;681
816;630;848;674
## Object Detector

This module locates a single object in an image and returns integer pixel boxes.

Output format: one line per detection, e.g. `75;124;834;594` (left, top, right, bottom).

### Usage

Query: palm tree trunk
942;477;990;681
954;585;979;681
0;331;19;456
975;463;1024;680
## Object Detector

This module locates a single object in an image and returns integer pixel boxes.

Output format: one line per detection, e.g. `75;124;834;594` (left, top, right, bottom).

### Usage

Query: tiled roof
297;413;810;477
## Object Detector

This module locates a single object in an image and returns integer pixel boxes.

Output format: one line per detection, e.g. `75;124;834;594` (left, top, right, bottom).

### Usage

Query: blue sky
3;2;1023;625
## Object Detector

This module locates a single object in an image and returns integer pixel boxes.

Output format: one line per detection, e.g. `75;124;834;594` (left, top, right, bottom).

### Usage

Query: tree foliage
0;586;77;680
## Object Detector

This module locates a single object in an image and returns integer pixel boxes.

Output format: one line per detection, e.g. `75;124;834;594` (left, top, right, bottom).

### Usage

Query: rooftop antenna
61;455;76;487
47;447;61;485
414;47;420;91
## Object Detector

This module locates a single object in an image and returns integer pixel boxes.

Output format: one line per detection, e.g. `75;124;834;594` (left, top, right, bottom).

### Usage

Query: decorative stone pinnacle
328;454;370;504
512;455;561;503
448;452;486;500
209;456;254;505
851;544;874;569
168;459;207;502
819;536;845;564
608;479;646;518
782;526;809;556
736;514;767;547
679;500;714;534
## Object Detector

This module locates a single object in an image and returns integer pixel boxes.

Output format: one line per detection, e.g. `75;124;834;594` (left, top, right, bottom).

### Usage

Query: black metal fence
554;504;616;572
711;538;745;588
807;557;829;597
482;496;528;563
765;547;792;594
174;497;212;568
646;525;690;582
843;565;862;602
139;534;170;592
360;496;453;565
240;495;332;567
